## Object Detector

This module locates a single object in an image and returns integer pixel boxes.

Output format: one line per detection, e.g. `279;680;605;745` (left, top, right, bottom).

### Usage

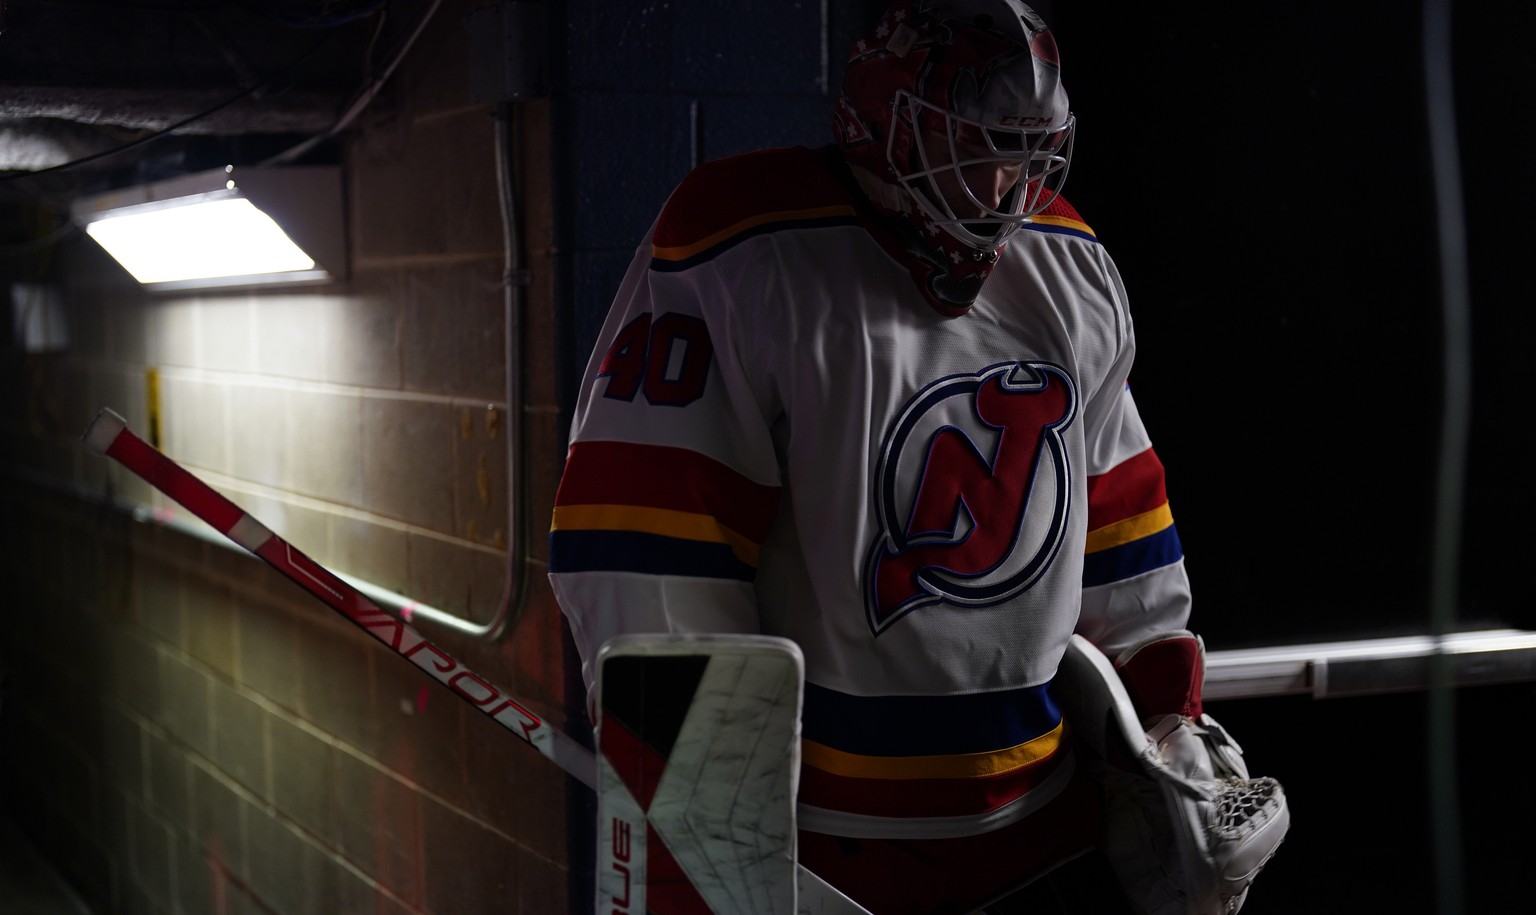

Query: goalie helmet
835;0;1075;310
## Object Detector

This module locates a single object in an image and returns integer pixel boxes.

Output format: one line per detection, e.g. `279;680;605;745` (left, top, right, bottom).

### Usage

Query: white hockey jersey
550;145;1191;841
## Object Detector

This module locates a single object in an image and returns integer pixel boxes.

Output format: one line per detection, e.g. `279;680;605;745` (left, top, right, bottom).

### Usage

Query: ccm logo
996;115;1055;127
610;817;633;913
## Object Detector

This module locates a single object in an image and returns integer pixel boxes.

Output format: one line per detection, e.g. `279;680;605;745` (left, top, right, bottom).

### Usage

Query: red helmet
835;0;1074;255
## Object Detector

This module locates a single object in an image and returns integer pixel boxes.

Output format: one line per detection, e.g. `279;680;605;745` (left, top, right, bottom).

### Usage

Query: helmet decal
1030;28;1060;69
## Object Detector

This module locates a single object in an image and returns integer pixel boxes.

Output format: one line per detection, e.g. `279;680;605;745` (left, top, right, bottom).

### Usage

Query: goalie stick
80;408;869;915
81;408;597;786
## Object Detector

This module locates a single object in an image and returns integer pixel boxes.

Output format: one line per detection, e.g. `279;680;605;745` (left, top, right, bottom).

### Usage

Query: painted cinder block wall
0;1;878;913
1;1;568;912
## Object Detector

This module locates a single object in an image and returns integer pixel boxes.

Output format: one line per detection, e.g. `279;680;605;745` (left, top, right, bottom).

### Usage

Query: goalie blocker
1053;633;1290;914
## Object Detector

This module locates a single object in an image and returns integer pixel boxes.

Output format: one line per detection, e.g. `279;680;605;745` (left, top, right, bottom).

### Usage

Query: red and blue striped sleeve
550;440;779;581
1082;446;1183;587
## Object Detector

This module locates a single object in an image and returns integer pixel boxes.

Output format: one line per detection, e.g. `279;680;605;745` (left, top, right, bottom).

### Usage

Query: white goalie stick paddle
81;408;870;915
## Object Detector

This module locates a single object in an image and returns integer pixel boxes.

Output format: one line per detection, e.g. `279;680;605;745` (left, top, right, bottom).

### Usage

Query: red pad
1114;634;1204;721
643;823;716;915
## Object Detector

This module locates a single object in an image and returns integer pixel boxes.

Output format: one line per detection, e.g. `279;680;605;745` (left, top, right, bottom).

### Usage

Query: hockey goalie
551;1;1288;912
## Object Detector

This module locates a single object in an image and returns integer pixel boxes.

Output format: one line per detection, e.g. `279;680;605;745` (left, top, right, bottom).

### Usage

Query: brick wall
3;482;569;915
1;2;572;913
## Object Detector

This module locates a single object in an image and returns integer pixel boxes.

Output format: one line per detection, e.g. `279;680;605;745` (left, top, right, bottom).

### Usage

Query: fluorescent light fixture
73;165;346;292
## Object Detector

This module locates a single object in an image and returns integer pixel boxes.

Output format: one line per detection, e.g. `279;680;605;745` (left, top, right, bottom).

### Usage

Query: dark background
1054;1;1536;647
994;5;1536;910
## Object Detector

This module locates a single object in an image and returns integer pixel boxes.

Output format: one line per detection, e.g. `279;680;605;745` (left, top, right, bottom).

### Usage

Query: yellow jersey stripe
1085;502;1173;554
550;503;760;567
801;721;1064;780
1027;213;1096;236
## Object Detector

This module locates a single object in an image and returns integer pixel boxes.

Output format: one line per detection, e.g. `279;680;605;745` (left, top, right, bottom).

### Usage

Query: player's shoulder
652;145;861;269
1020;194;1099;244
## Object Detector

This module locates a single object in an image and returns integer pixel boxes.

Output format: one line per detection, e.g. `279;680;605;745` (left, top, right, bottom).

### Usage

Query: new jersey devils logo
863;362;1078;635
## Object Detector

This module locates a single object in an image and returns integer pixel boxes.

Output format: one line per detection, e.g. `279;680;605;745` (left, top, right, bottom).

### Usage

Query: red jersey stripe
797;750;1067;819
556;440;780;543
1086;446;1168;531
653;146;851;251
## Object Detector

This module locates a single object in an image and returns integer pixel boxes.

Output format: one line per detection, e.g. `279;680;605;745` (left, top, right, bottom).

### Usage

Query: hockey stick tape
81;408;128;456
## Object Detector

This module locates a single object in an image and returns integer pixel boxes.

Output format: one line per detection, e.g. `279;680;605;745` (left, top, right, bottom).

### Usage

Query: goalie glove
1055;633;1290;915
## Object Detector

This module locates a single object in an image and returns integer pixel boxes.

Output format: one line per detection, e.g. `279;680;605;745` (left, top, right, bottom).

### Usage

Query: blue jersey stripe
1081;524;1184;587
548;529;755;581
802;681;1061;758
